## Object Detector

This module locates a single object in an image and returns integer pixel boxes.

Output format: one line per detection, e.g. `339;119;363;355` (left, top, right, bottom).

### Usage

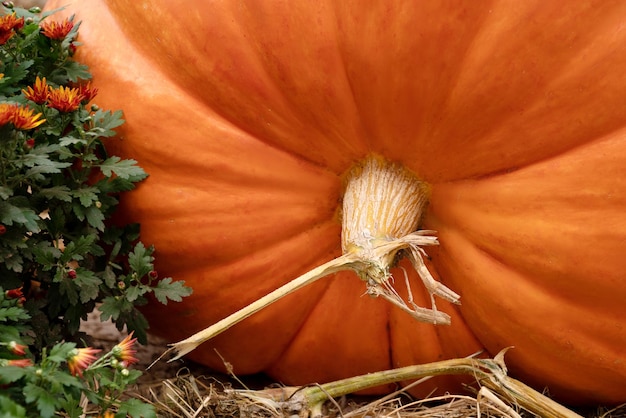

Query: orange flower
1;359;33;368
0;13;24;45
0;103;16;126
23;77;49;104
76;81;98;103
67;347;100;377
8;341;27;356
98;411;115;418
111;332;138;366
48;85;82;112
40;17;74;40
12;105;46;130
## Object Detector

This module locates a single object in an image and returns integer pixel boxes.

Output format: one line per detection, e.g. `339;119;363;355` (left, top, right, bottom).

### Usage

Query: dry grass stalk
145;349;590;418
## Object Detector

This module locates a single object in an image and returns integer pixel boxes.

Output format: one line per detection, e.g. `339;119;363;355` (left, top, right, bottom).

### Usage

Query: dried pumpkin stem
238;350;582;418
169;154;459;359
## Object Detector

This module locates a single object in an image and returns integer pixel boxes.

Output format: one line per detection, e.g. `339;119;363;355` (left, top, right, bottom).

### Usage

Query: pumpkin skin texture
44;0;626;404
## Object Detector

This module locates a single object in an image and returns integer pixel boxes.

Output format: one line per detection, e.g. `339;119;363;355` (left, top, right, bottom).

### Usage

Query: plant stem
285;352;583;418
168;255;353;360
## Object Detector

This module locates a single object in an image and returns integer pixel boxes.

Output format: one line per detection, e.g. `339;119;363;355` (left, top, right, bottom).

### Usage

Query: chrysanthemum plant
0;4;192;417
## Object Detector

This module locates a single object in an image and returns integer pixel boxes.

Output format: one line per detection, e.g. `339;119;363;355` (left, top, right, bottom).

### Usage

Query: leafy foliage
0;3;192;416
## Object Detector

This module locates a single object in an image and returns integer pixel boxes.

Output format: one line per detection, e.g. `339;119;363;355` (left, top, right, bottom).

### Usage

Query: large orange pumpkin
45;0;626;404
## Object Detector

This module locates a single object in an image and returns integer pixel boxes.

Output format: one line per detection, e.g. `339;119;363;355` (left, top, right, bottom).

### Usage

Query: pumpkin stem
168;155;459;360
340;155;459;323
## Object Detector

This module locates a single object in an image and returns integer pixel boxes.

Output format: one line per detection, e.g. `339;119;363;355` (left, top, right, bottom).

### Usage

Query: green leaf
99;296;131;321
74;269;102;303
0;395;27;418
59;136;88;147
84;205;105;231
61;235;96;263
0;366;29;384
103;265;117;287
117;398;156;418
24;383;58;418
91;109;124;137
98;156;147;180
153;278;193;305
0;202;40;233
33;245;61;270
128;242;153;278
0;307;31;323
47;343;77;364
0;186;13;200
58;275;79;305
72;187;99;207
124;284;148;303
38;185;73;202
56;60;91;83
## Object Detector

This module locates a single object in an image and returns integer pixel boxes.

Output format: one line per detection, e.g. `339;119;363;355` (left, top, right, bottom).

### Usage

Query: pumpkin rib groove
431;224;626;401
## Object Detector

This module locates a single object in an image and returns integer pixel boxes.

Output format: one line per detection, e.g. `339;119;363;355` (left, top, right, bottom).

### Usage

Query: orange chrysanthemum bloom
8;341;27;356
76;82;98;103
40;17;74;40
111;332;139;366
48;85;82;112
13;106;46;130
1;359;33;368
67;347;100;377
0;13;24;45
23;77;49;104
0;103;17;126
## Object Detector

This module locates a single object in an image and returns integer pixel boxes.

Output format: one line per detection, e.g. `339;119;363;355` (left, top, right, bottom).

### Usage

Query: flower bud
0;224;6;235
2;2;14;9
67;270;77;279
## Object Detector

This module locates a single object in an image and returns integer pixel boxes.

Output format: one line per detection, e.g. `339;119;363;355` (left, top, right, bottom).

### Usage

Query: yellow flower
12;105;46;130
48;85;82;112
67;347;100;377
23;76;49;104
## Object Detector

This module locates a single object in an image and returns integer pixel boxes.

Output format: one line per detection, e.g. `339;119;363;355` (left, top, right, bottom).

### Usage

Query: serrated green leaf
58;276;78;305
0;395;27;418
0;366;30;384
124;284;148;303
59;136;88;147
0;307;30;323
117;398;156;418
91;109;124;137
38;185;73;202
98;156;147;180
84;205;105;231
128;242;153;278
72;187;99;207
0;186;13;200
24;384;58;418
153;278;193;305
61;235;96;262
47;342;77;364
74;269;101;303
99;296;126;321
56;60;91;83
0;202;40;233
103;265;117;288
33;245;61;269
